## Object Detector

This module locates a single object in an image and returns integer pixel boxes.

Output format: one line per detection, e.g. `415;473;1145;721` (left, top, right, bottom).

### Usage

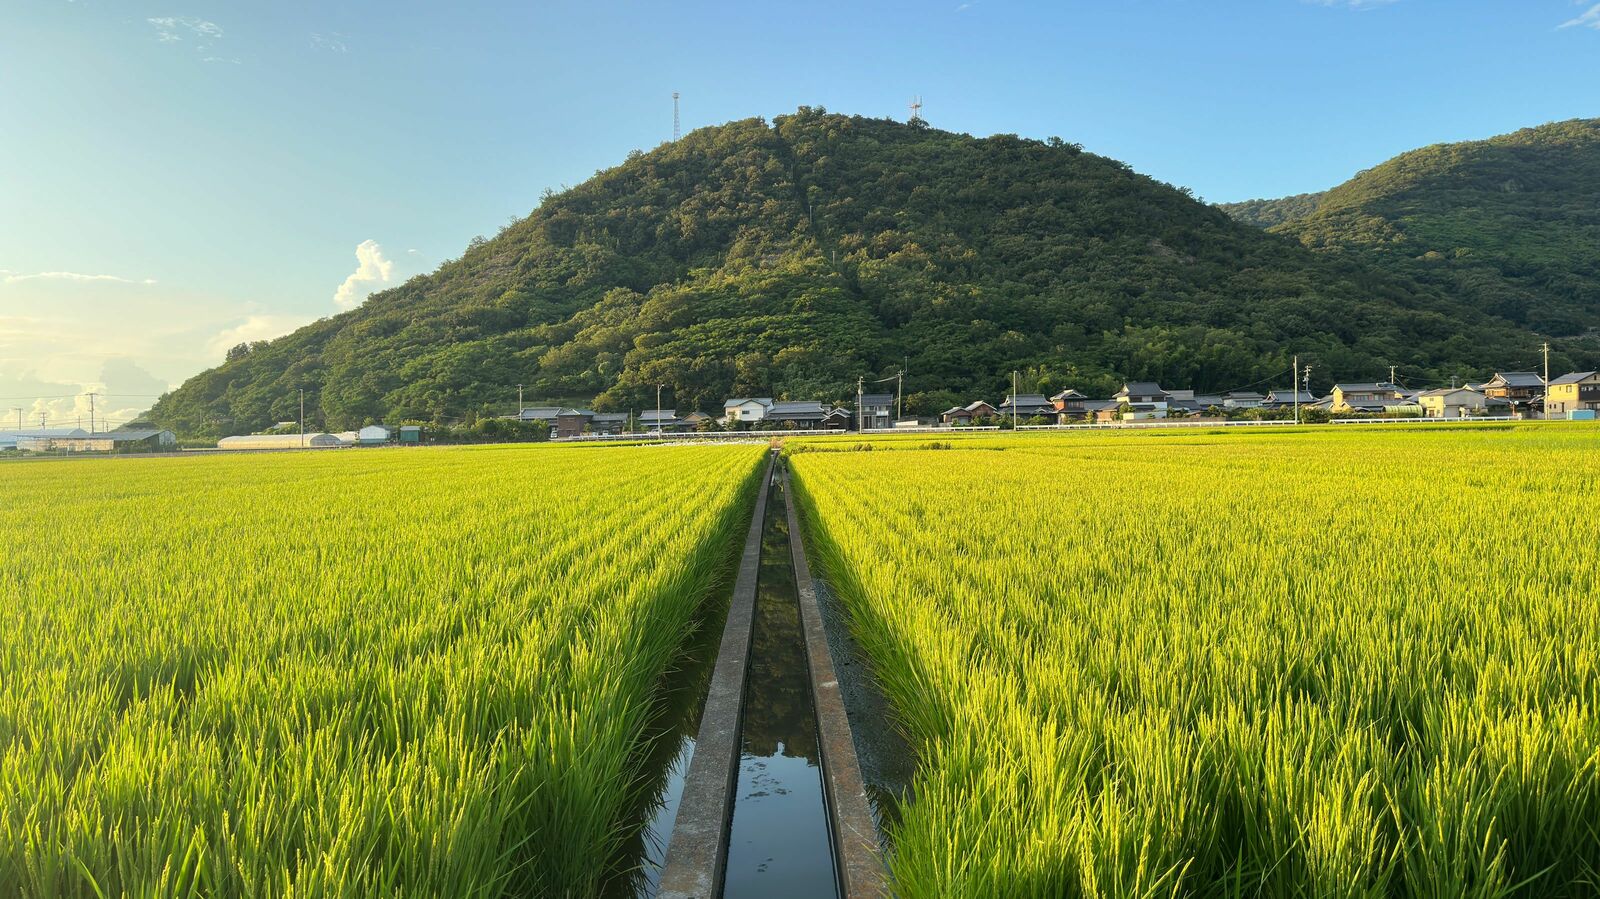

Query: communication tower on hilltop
673;92;681;141
908;95;923;123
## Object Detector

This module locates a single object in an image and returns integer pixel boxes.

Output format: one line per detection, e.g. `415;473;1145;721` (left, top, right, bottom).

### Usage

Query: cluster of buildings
940;371;1600;425
506;371;1600;438
516;395;897;435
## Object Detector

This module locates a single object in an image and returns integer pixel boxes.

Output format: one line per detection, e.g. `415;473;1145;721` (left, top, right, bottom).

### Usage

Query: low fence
1329;416;1518;425
1018;419;1300;431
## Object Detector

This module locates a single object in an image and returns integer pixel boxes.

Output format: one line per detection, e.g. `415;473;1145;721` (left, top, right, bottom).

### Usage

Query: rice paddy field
789;425;1600;898
0;443;765;898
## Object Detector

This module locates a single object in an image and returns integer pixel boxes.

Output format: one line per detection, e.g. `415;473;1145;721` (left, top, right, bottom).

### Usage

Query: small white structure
355;425;391;445
334;425;392;446
218;433;343;450
722;398;774;424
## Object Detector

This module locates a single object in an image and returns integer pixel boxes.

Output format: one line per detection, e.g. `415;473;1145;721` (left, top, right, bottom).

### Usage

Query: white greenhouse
218;433;343;450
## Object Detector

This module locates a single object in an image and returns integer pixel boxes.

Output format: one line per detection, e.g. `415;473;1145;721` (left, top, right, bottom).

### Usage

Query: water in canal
722;474;839;899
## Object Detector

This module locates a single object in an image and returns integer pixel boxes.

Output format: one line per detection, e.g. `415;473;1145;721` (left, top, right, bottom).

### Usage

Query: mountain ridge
151;110;1586;437
1219;119;1600;338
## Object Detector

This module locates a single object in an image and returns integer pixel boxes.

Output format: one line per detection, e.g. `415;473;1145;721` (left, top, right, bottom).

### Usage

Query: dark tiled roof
1550;371;1599;385
1120;382;1166;396
1488;372;1545;388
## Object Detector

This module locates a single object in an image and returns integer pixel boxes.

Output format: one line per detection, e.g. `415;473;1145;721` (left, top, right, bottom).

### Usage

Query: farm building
0;428;90;451
400;426;421;444
334;426;390;446
42;429;177;453
218;433;343;450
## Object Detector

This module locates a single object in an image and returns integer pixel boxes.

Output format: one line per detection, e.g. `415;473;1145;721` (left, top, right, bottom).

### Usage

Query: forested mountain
152;110;1587;437
1216;192;1326;229
1221;119;1600;338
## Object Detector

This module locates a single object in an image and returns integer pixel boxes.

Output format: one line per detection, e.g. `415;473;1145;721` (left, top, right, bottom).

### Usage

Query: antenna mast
672;92;681;141
909;95;923;123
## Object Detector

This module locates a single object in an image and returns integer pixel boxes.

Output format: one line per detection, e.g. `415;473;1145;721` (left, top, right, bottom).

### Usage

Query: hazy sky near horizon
4;0;1598;425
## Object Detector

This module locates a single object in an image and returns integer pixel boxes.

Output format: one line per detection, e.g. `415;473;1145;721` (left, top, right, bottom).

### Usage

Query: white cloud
1;269;156;285
311;32;349;53
206;314;314;358
147;16;223;43
332;240;395;310
1562;3;1600;29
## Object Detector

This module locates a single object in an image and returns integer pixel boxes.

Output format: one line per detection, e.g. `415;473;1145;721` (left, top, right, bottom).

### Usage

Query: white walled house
722;398;773;423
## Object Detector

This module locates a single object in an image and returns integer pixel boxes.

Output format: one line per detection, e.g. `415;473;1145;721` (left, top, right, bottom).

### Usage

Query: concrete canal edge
659;451;775;899
783;464;890;898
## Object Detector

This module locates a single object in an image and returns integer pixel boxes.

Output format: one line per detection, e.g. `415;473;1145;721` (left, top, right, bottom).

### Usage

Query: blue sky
3;0;1598;425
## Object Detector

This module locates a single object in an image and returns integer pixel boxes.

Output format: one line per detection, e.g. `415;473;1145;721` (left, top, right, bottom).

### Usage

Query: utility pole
896;370;903;422
299;389;306;449
86;392;97;434
856;376;864;432
1389;365;1397;388
673;92;681;142
516;383;524;414
1293;355;1300;425
1012;370;1019;430
656;384;665;439
1543;341;1551;386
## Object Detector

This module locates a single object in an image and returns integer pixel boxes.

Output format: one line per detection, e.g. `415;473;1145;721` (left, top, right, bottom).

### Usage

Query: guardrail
1329;416;1518;425
1018;419;1301;431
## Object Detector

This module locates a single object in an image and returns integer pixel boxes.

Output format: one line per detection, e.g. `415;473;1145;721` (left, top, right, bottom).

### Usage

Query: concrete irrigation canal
656;451;886;898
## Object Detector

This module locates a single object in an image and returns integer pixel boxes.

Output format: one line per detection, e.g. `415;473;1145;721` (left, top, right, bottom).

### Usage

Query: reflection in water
723;477;839;899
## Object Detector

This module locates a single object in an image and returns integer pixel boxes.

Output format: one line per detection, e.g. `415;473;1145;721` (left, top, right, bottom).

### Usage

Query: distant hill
151;110;1580;438
1221;119;1600;339
1216;192;1326;229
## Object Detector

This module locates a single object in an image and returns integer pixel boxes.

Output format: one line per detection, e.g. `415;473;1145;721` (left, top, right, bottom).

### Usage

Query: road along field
0;442;765;898
789;426;1600;898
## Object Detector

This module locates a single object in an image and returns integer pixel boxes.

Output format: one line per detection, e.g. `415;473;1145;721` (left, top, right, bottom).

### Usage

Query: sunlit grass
790;426;1600;898
0;443;764;898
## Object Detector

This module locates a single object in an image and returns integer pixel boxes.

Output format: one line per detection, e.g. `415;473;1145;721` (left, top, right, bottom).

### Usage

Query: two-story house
998;394;1056;420
722;397;774;424
1479;373;1545;412
859;393;895;430
1545;371;1600;417
1329;382;1410;414
1112;382;1169;419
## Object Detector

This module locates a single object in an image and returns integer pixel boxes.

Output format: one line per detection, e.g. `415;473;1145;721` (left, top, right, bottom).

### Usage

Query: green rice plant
790;425;1600;897
0;442;764;898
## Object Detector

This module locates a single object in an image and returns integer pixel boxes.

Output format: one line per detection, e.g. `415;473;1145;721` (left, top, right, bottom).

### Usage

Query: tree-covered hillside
1216;192;1326;229
151;110;1583;437
1224;119;1600;339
